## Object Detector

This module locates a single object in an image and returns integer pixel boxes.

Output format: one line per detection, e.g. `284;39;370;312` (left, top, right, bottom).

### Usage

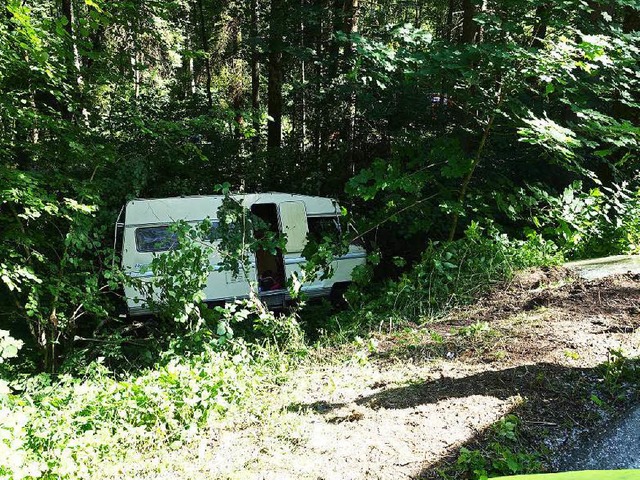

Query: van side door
278;201;309;254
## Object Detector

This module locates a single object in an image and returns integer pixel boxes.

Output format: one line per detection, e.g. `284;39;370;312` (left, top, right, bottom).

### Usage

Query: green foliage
344;222;562;327
0;330;23;366
0;166;115;371
455;415;542;480
454;321;491;339
456;445;541;480
297;222;350;294
598;349;640;398
137;219;216;326
214;194;286;283
213;299;306;353
0;330;23;396
0;342;261;479
526;181;640;259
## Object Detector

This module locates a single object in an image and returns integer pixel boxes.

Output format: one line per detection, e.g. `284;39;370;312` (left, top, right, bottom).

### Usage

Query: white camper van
117;193;366;315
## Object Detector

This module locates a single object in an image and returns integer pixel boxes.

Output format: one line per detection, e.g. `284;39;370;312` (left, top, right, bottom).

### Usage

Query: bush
338;222;562;330
0;339;259;479
394;224;561;319
528;181;640;259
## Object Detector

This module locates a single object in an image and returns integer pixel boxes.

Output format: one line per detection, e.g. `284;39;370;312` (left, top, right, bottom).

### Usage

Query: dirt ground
103;268;640;479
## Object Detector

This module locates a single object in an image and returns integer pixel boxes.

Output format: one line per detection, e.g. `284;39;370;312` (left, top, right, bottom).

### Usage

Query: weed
454;321;491;338
351;336;378;365
493;414;519;441
590;393;607;409
453;414;542;480
494;350;507;361
430;331;444;344
564;350;580;361
456;447;489;480
533;371;546;386
598;348;639;398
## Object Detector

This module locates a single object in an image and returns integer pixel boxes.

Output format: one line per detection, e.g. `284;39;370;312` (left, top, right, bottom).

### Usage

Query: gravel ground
97;268;640;479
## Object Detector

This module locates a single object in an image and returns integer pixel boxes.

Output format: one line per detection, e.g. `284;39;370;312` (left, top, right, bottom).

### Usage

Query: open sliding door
278;201;309;253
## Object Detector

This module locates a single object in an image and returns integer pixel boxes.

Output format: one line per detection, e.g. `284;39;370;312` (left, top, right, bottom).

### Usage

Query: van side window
135;221;220;252
307;216;341;243
204;220;220;242
135;226;177;252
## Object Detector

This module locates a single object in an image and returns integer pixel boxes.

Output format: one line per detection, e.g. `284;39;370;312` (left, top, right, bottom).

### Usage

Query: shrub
528;181;640;259
0;339;259;479
343;222;562;328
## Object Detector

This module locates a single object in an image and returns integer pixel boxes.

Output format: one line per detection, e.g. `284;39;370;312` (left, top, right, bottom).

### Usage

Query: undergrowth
0;305;303;479
327;222;563;340
446;415;543;480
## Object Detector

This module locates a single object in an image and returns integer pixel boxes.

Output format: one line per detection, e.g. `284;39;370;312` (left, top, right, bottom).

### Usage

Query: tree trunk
448;82;503;241
250;0;261;151
343;0;358;172
312;0;327;164
197;0;213;109
267;0;284;149
476;0;487;43
298;0;307;152
532;3;549;49
445;0;455;41
623;5;640;32
613;6;639;126
327;0;344;79
229;19;244;137
130;50;140;99
461;0;477;44
61;0;85;120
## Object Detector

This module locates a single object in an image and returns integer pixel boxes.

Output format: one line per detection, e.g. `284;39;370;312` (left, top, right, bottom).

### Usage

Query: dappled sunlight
2;0;639;476
95;361;524;479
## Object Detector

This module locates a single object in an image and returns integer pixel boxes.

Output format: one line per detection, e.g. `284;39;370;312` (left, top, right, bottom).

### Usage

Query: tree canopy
0;0;639;368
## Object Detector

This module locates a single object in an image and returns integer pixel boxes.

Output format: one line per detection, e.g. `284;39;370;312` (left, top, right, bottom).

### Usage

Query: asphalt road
558;406;640;470
561;255;640;471
565;255;640;280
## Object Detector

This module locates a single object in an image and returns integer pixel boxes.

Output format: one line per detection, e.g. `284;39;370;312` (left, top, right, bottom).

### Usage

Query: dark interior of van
251;203;286;293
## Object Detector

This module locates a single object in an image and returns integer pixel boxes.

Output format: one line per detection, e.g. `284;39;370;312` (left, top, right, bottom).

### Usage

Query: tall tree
267;0;284;149
196;0;213;109
60;0;85;120
250;0;261;150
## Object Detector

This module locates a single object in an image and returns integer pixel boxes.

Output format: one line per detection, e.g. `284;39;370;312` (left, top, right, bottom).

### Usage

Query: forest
1;0;639;478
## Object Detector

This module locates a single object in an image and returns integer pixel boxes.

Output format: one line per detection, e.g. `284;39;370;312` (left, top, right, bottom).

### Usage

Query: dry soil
102;268;640;479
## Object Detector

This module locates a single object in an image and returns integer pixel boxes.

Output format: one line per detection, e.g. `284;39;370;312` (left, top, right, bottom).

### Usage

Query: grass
3;226;638;479
0;339;287;479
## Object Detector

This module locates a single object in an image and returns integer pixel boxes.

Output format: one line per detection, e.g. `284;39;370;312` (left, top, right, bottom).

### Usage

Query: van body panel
120;193;365;315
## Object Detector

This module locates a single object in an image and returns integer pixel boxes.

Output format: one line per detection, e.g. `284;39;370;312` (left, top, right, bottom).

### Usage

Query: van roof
124;192;339;226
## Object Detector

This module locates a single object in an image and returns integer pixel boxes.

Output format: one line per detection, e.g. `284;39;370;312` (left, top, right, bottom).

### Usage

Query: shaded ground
100;268;640;479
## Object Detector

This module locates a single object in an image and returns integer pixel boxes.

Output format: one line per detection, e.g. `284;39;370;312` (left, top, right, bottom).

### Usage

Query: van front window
307;216;341;243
